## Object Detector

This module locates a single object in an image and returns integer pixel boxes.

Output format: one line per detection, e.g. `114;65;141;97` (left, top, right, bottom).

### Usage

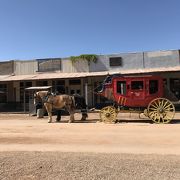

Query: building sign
37;58;61;72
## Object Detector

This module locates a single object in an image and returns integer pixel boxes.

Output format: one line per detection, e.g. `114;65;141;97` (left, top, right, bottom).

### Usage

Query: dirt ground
1;112;180;179
0;112;180;154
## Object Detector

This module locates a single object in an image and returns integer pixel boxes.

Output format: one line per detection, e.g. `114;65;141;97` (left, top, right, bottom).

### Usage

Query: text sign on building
37;58;61;72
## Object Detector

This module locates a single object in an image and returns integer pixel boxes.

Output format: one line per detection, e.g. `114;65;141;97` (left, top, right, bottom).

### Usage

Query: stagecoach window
131;81;143;90
117;81;126;95
149;80;158;94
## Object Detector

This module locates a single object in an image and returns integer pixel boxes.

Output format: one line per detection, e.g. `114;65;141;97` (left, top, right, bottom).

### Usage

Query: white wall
14;60;38;75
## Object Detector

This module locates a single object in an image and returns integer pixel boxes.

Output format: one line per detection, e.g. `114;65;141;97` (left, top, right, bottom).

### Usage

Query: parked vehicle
97;74;176;124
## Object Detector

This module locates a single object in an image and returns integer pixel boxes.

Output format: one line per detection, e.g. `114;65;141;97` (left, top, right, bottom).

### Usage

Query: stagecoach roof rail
108;74;157;78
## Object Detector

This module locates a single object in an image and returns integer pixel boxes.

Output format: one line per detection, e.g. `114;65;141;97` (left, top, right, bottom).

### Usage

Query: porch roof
0;71;109;82
0;66;180;82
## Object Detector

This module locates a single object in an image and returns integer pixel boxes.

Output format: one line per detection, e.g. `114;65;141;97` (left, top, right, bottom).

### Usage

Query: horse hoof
56;118;61;122
48;121;52;123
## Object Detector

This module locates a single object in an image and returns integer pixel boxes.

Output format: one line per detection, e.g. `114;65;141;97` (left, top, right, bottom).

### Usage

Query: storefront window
20;81;32;103
52;80;65;93
0;84;7;103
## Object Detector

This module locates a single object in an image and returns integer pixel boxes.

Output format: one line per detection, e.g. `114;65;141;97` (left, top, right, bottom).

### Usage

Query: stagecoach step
37;109;44;118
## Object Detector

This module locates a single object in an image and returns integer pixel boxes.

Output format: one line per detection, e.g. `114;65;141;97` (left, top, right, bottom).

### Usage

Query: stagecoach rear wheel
147;98;175;124
100;106;117;123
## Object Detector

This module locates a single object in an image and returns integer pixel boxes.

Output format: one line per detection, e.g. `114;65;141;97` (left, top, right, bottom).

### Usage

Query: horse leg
69;113;75;123
80;109;88;120
66;105;75;123
81;112;88;121
56;109;61;122
78;96;88;121
48;111;53;123
44;103;53;123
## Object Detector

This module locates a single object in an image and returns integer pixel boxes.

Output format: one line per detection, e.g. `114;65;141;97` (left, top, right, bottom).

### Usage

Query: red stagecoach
97;74;177;124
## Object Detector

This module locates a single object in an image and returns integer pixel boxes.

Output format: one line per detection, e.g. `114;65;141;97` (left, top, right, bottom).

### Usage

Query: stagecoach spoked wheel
100;106;117;123
147;98;175;124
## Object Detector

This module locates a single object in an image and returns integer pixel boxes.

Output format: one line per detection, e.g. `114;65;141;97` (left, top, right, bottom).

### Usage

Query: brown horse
34;91;75;123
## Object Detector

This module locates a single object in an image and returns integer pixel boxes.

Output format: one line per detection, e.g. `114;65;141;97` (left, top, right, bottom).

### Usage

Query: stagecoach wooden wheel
147;98;175;124
100;106;117;123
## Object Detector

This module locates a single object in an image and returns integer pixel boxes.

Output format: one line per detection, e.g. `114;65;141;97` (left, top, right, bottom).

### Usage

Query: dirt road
0;112;180;154
1;113;180;180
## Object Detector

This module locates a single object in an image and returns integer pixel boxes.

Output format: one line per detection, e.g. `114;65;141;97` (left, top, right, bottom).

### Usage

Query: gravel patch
0;152;180;180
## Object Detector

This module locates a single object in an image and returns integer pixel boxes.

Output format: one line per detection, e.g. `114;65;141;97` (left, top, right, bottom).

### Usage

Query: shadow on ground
54;118;180;124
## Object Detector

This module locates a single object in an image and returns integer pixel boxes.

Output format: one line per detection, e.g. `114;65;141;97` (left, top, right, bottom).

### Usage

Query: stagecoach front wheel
100;106;117;123
147;98;175;124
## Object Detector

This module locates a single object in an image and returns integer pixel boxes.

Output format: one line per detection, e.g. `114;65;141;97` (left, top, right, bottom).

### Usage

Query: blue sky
0;0;180;61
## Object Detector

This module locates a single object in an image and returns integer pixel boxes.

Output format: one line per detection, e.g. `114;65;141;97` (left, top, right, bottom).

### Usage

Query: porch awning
0;71;109;82
1;66;180;82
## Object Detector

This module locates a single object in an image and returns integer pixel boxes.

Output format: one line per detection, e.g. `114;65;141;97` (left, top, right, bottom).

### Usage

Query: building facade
0;50;180;112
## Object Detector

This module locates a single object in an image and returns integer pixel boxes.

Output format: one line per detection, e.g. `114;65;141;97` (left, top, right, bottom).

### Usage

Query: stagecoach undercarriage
99;98;175;124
